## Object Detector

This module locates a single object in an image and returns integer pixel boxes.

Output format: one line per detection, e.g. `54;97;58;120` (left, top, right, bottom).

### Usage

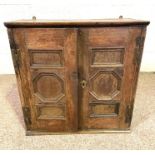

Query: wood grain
4;18;150;28
5;19;149;134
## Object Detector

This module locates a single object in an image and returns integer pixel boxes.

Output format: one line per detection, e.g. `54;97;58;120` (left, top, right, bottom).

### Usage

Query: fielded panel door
78;27;146;130
11;28;78;132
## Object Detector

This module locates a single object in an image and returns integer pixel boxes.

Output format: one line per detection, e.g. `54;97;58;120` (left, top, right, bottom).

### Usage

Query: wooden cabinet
4;18;149;135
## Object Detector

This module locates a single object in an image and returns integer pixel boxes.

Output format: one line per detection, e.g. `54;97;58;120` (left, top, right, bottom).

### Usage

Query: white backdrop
0;0;155;74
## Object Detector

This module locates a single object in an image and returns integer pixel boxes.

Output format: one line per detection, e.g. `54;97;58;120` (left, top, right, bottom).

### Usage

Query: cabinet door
78;27;146;130
12;28;78;132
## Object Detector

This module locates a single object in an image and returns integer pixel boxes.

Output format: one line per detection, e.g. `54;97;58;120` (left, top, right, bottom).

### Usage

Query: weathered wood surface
5;19;149;134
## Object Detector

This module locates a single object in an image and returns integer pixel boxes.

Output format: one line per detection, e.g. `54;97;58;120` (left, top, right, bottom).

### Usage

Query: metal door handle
80;80;87;88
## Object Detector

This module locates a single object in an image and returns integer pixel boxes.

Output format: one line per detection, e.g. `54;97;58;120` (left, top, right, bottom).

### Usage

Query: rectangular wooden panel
90;47;124;66
37;105;65;120
89;103;119;117
26;29;64;49
29;49;64;67
88;28;128;47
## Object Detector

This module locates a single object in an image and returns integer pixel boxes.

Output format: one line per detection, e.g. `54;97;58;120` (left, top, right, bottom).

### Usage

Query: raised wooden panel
90;71;121;100
90;47;124;66
33;73;65;102
37;105;65;120
25;29;65;49
29;49;64;67
89;103;119;117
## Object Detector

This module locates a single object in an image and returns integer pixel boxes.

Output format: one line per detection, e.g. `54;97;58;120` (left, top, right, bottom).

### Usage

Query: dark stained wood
119;27;147;129
4;18;149;28
5;19;149;134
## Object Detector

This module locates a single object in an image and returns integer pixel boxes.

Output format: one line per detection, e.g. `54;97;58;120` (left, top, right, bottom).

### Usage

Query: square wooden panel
90;47;125;67
89;70;122;101
32;72;65;103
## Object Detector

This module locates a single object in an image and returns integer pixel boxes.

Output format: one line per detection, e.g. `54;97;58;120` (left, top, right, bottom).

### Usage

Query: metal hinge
22;107;31;126
125;104;134;125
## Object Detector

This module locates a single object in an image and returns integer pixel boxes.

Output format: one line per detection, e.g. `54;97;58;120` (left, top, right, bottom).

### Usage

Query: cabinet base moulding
26;129;131;136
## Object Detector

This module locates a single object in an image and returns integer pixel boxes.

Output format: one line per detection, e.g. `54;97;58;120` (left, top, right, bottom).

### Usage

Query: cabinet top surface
4;18;150;28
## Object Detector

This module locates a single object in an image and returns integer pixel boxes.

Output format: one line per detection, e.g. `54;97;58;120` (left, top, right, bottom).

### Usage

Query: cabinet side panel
7;28;34;130
119;26;147;129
